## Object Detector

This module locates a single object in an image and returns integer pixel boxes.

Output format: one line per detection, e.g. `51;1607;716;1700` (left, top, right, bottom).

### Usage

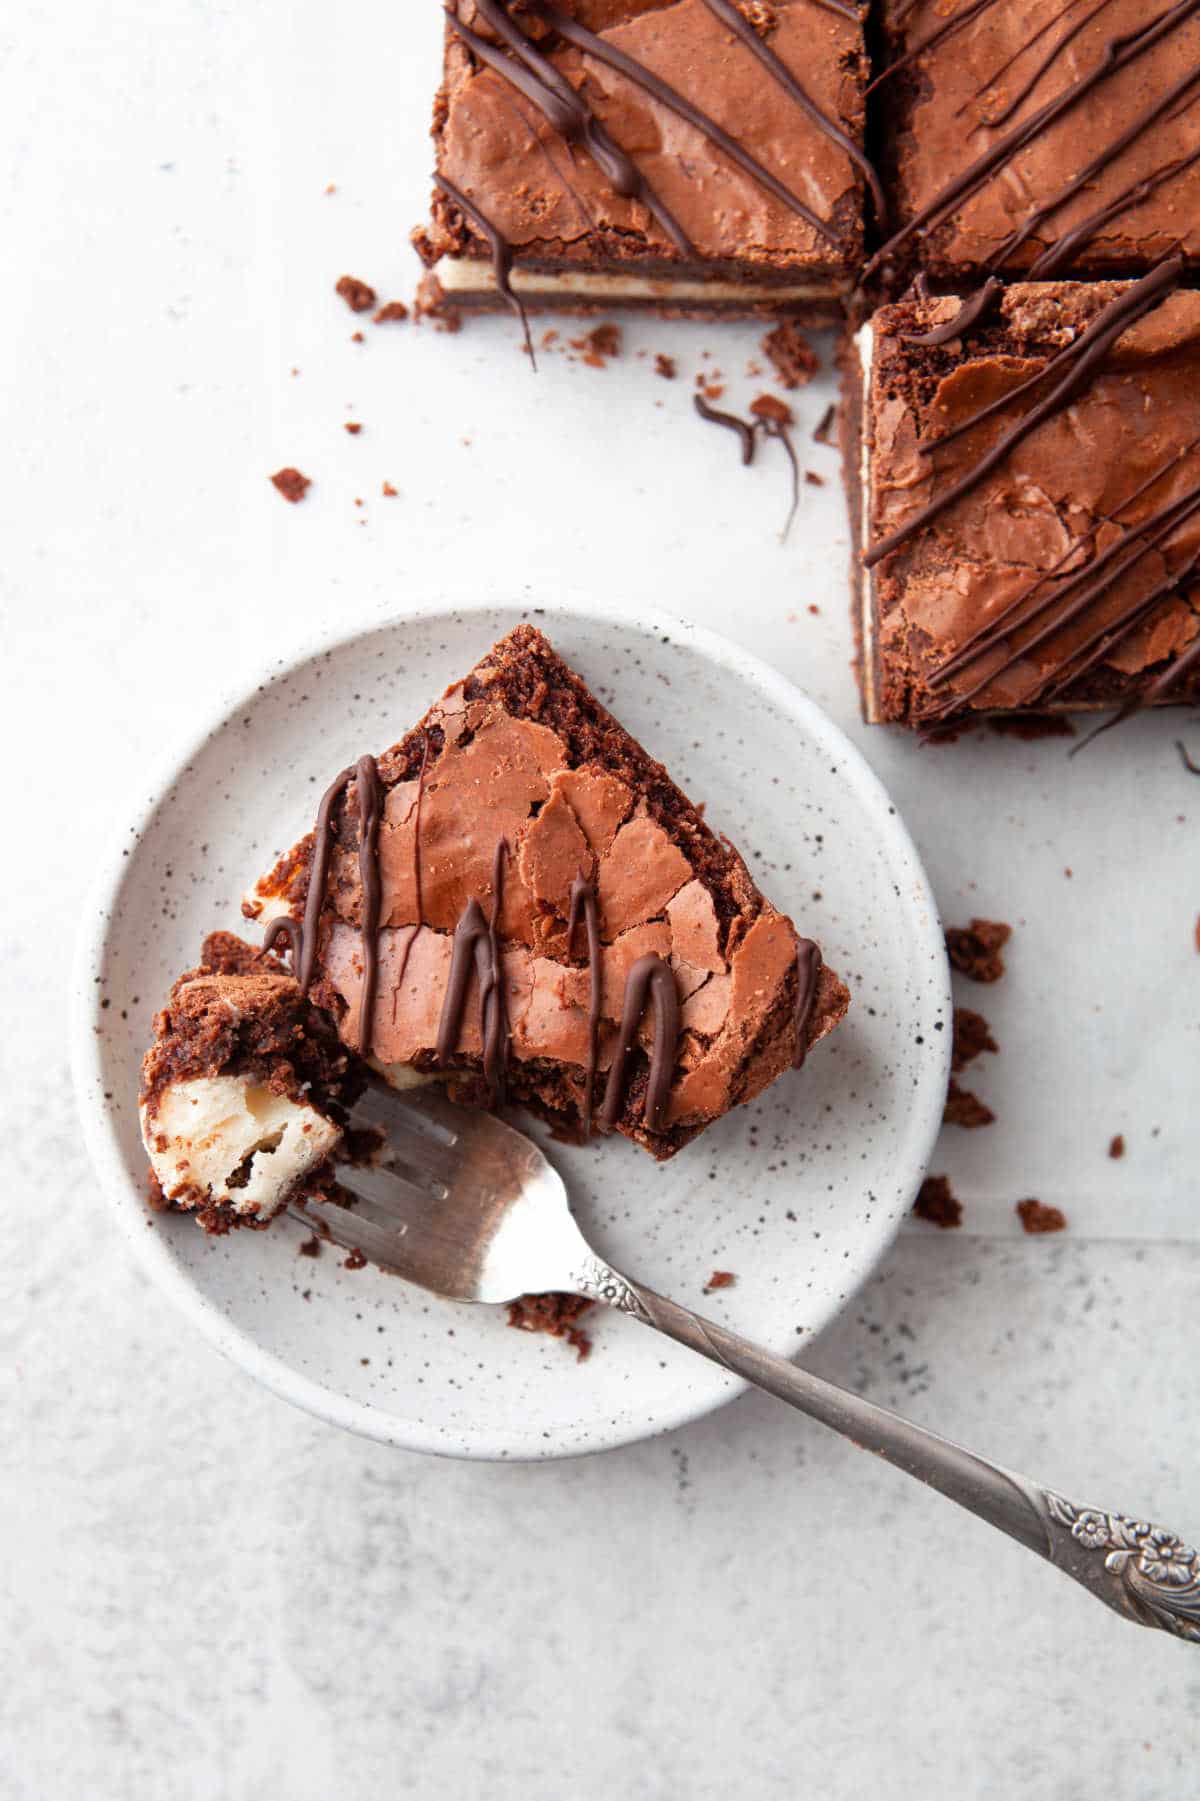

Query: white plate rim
71;593;952;1460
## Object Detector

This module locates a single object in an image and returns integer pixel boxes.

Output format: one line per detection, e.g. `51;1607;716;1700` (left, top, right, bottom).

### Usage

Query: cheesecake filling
141;1076;340;1221
435;260;842;307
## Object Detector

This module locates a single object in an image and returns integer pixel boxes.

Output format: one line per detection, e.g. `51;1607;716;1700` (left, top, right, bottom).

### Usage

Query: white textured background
4;2;1199;1795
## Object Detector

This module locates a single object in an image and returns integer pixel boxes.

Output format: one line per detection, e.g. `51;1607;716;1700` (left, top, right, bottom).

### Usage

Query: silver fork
297;1082;1200;1644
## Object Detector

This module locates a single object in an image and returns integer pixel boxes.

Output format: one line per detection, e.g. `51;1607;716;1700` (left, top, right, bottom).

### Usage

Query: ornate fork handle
573;1257;1200;1642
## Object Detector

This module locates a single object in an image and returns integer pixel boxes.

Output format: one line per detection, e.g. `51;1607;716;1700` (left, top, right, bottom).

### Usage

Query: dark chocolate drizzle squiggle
868;0;1005;96
263;915;303;966
697;0;886;224
446;0;694;256
434;172;535;365
694;393;800;540
861;1;1200;282
989;64;1200;271
1028;141;1200;279
926;439;1200;683
900;276;1002;347
792;940;823;1069
600;953;680;1136
354;755;384;1056
567;872;602;1140
435;840;509;1104
298;765;353;994
526;0;842;246
863;258;1185;568
952;0;1100;121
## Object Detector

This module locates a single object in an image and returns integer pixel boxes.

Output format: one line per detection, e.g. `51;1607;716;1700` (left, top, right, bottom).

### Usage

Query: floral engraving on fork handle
1041;1492;1200;1642
572;1256;653;1323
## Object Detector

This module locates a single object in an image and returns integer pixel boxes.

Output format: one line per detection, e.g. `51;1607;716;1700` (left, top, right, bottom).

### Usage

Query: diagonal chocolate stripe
526;0;843;246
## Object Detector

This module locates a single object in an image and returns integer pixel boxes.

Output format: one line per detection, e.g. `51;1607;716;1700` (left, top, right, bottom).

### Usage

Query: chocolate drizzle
696;0;886;224
900;275;1002;347
863;0;1200;282
863;257;1185;568
526;0;843;246
792;939;823;1068
298;765;353;994
599;953;680;1136
694;393;800;540
567;872;602;1138
354;755;384;1056
434;172;535;363
435;839;509;1103
1027;143;1200;279
263;915;303;966
445;0;694;255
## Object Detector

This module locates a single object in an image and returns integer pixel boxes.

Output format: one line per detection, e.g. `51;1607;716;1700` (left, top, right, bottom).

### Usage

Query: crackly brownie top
140;933;365;1124
874;0;1200;280
864;277;1200;721
424;1;871;274
246;626;846;1150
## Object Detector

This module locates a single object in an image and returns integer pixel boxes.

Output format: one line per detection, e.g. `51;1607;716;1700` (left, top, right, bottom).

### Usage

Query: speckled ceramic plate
72;598;950;1459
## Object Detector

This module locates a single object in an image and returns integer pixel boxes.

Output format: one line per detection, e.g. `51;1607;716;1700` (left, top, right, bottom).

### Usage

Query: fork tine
336;1161;438;1215
353;1091;462;1182
297;1199;414;1275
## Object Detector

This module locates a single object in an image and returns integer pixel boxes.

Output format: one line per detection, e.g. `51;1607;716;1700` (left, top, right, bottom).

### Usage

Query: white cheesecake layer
141;1075;340;1220
436;260;839;307
854;320;877;723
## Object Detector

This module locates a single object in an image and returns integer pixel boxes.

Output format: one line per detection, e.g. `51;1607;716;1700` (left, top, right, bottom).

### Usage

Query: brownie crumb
343;1247;368;1270
749;393;793;426
703;1269;737;1293
1108;1133;1126;1159
343;421;362;435
804;470;825;486
507;1292;594;1361
951;1006;998;1072
1016;1198;1067;1235
988;714;1076;741
1195;914;1200;954
381;481;398;497
946;918;1011;983
574;323;620;366
654;352;677;379
146;1169;168;1213
270;467;311;505
762;321;818;389
943;1081;995;1128
914;1175;962;1229
373;300;409;324
336;274;377;314
298;1235;322;1258
813;403;837;445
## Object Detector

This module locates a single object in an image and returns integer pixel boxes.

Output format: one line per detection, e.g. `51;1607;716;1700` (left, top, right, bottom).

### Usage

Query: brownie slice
870;0;1200;287
140;933;368;1234
845;272;1200;728
412;1;875;327
245;625;848;1158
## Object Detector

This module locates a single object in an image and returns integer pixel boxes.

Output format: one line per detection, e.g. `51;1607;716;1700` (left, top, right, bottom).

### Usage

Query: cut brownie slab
244;625;848;1158
845;266;1200;728
140;934;368;1234
412;1;876;326
869;0;1200;287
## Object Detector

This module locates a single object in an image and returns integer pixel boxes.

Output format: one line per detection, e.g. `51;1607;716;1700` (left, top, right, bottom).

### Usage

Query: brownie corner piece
850;272;1200;730
417;0;872;323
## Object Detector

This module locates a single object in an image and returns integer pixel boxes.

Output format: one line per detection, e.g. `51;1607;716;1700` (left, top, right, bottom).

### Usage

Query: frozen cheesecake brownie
845;264;1200;729
245;625;848;1157
140;933;367;1234
868;0;1200;287
412;1;878;327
